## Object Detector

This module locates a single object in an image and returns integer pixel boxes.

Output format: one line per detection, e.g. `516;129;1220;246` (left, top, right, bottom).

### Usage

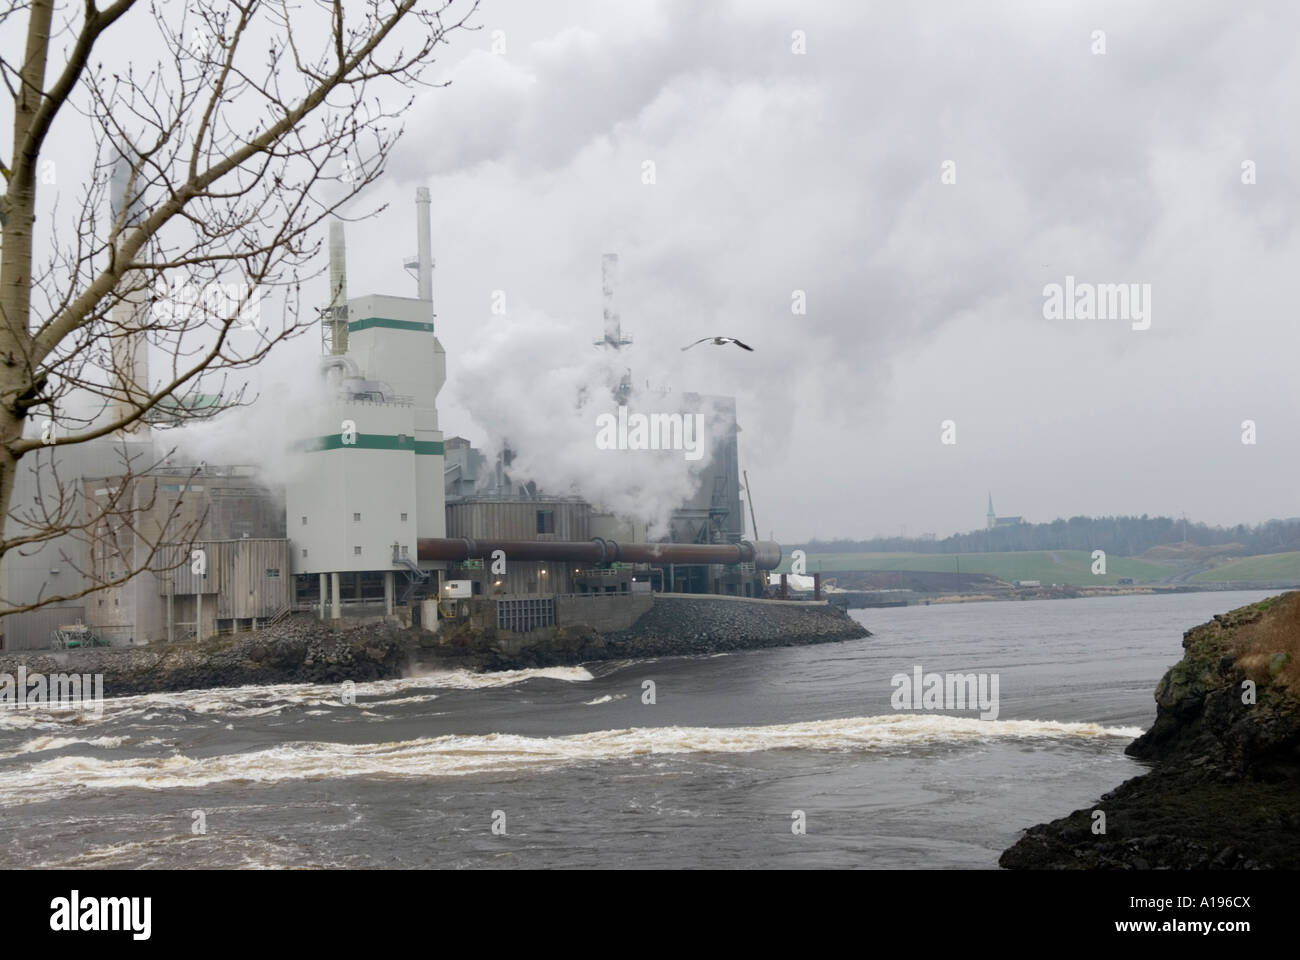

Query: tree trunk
0;0;53;549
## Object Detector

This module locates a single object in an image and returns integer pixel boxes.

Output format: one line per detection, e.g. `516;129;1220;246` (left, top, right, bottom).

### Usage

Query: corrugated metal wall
159;539;290;618
4;447;291;646
446;500;590;541
159;542;218;596
444;500;588;595
214;539;291;618
488;561;575;596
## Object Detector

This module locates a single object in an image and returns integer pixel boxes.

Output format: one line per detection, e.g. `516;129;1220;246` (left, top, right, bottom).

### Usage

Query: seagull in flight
682;336;754;352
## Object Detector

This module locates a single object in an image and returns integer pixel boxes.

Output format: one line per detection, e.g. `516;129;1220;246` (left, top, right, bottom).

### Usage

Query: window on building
400;512;408;522
400;545;408;558
265;568;280;578
353;512;361;522
536;510;554;534
354;546;362;556
302;549;308;558
301;516;307;525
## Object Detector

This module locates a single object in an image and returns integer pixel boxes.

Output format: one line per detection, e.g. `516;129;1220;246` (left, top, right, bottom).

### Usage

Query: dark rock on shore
1;597;870;694
1000;593;1300;869
0;617;412;697
420;596;870;672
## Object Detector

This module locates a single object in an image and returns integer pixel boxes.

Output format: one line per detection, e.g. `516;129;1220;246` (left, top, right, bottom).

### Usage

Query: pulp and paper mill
0;190;782;650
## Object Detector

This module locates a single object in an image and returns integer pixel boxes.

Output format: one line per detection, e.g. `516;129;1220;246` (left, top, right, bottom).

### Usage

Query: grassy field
780;550;1178;585
1189;551;1300;583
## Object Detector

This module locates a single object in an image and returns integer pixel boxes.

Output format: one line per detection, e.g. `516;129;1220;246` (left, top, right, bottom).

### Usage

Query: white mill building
285;189;448;621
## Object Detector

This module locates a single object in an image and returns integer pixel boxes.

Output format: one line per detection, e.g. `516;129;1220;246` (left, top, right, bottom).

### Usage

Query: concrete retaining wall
421;592;870;670
555;594;652;631
604;594;867;655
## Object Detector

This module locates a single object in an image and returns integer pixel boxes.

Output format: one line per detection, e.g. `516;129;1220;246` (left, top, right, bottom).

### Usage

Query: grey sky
344;0;1297;542
30;0;1300;543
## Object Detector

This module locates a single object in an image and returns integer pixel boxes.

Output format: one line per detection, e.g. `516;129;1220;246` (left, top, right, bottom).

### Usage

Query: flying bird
682;336;754;352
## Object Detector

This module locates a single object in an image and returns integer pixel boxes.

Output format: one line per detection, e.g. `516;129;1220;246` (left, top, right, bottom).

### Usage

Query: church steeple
987;492;996;530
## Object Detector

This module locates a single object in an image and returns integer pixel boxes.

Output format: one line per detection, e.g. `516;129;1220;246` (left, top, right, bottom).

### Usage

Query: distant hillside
825;570;1004;592
1189;551;1300;583
803;515;1300;559
1141;542;1246;562
777;549;1177;585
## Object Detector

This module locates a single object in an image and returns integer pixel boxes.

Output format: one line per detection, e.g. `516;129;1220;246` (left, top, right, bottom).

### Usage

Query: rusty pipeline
416;537;782;570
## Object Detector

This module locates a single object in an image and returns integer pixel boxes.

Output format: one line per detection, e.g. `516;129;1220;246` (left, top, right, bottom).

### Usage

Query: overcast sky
351;0;1300;542
32;0;1300;544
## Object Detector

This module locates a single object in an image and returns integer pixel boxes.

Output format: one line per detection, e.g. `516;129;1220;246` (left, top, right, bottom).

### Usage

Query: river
0;590;1275;868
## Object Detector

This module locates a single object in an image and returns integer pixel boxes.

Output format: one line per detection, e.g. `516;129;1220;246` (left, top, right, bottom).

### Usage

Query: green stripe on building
292;434;444;455
347;317;434;334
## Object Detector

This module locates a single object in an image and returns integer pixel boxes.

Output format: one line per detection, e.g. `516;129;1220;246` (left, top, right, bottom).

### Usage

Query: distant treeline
800;516;1300;558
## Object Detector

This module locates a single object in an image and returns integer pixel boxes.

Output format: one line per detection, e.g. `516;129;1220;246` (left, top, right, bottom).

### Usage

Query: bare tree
0;0;478;618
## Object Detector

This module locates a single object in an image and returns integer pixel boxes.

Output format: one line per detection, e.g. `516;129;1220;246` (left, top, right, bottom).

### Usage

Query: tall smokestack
109;300;149;436
109;146;149;436
415;187;432;303
595;254;631;349
602;253;619;347
327;220;348;355
109;146;146;229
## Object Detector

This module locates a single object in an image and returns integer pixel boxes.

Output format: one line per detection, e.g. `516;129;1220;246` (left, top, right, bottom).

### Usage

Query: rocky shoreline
0;619;412;697
1000;593;1300;869
427;595;870;671
0;596;870;695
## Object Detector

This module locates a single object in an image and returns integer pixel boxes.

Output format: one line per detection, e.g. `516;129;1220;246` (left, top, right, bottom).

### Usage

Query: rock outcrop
1000;593;1300;869
0;618;411;697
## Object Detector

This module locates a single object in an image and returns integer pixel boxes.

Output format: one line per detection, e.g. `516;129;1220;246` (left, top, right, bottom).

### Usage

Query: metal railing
552;591;651;601
342;394;415;407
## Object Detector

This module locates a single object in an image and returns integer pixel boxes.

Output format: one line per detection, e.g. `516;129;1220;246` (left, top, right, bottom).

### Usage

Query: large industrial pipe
417;537;782;570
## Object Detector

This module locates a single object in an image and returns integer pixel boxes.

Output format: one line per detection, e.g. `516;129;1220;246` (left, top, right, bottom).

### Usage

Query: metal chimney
415;187;433;303
326;220;348;355
109;145;146;227
602;254;619;346
109;142;149;435
596;253;632;349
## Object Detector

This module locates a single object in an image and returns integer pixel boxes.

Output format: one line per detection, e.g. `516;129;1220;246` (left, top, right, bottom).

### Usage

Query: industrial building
0;192;778;651
284;189;448;624
0;450;287;649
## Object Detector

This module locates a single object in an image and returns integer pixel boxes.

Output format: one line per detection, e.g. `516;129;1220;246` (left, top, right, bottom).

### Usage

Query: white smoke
162;356;331;488
157;304;733;539
451;308;730;537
